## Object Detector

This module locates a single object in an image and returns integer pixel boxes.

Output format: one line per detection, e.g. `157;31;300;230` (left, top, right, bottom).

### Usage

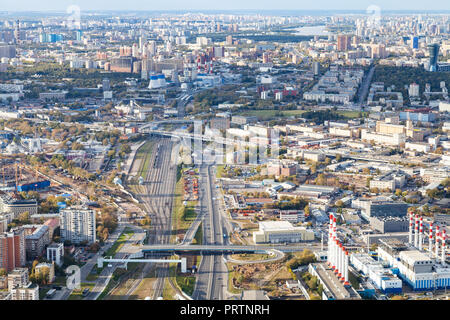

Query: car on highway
82;288;90;297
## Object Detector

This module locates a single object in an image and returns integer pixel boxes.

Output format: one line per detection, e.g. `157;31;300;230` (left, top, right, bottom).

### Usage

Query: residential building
7;267;29;290
60;207;96;244
35;262;55;283
0;228;26;272
47;243;64;267
23;225;50;260
10;282;39;300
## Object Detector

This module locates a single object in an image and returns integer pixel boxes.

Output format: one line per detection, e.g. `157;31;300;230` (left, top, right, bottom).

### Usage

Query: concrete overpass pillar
181;258;187;273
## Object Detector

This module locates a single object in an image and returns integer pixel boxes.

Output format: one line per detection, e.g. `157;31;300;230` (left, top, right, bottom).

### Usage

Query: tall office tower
14;20;20;44
428;43;440;72
148;40;156;56
0;228;26;272
412;36;419;49
132;43;139;58
226;35;233;46
76;30;83;42
313;61;320;75
60;208;96;244
337;35;351;52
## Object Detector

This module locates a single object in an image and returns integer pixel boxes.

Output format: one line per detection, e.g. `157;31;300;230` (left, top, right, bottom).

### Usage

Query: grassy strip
226;263;243;295
230;253;271;261
163;263;177;300
192;222;203;245
175;274;196;297
103;227;134;258
135;141;154;179
216;164;225;179
172;176;198;243
96;265;136;300
68;283;96;300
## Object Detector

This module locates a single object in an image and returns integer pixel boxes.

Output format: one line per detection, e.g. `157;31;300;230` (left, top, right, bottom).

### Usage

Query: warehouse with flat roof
252;221;314;244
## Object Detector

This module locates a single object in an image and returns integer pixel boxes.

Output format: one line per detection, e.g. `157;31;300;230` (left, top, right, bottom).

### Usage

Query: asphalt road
192;165;228;300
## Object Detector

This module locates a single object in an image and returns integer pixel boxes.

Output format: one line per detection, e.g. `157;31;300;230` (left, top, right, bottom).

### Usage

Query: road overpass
139;244;335;254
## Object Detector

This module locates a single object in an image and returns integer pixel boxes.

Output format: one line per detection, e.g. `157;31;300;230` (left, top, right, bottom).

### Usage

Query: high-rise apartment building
337;35;352;52
0;228;26;272
428;43;440;72
60;207;96;244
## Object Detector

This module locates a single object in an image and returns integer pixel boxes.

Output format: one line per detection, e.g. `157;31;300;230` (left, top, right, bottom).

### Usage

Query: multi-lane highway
192;165;228;300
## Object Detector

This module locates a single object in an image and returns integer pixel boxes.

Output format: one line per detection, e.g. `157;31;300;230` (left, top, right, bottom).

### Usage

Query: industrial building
252;221;314;244
0;194;38;219
375;212;449;291
352;199;408;219
307;213;361;300
369;216;409;233
350;253;402;293
16;180;50;193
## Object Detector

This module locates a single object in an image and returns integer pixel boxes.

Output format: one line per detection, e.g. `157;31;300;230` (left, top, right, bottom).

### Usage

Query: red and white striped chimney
429;222;433;254
344;250;350;286
414;215;419;248
408;211;414;245
419;217;423;251
340;245;346;282
334;239;339;275
328;213;333;267
435;225;440;258
441;230;447;264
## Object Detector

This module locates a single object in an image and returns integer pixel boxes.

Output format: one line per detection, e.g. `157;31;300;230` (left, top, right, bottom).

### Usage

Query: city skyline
2;0;450;12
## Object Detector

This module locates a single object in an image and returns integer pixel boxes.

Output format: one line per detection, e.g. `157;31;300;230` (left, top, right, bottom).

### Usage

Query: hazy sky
2;0;450;12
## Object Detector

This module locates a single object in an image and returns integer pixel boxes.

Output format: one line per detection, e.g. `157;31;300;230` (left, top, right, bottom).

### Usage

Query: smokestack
338;243;343;279
414;215;419;248
409;211;414;245
442;230;446;264
429;223;433;254
342;246;345;282
321;233;324;252
419;217;423;251
334;239;339;275
435;226;440;258
328;214;333;266
331;235;336;270
344;251;350;286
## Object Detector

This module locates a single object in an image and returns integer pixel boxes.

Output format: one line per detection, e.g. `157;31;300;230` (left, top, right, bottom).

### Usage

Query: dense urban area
0;8;449;302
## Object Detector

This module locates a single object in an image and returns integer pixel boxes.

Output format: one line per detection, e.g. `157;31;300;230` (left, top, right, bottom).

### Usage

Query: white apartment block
60;208;96;244
47;243;64;266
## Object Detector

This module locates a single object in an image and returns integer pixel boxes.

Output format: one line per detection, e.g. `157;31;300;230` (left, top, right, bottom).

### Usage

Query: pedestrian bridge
139;244;307;254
